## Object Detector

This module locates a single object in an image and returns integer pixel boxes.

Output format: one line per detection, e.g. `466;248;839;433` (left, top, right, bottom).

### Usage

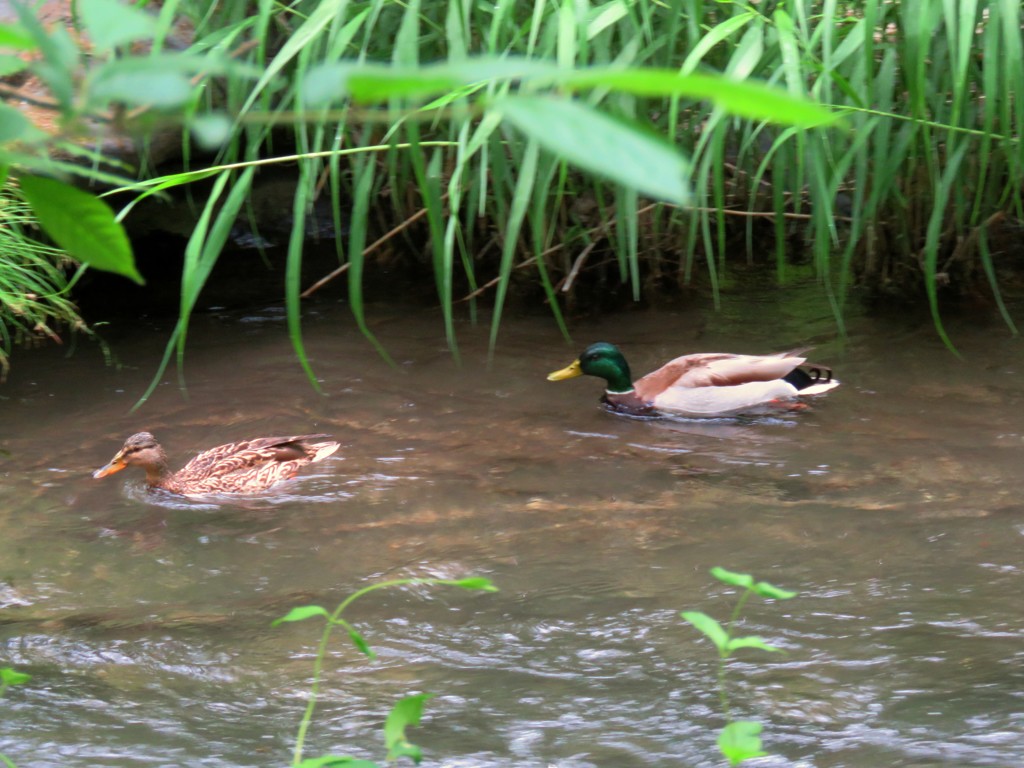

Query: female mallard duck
93;432;340;496
548;342;839;418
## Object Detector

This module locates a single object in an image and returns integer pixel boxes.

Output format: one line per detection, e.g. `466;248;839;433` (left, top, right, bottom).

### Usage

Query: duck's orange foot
770;399;810;412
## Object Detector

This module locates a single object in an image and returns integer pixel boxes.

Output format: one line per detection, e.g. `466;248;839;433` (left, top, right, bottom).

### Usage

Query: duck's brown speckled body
93;432;340;495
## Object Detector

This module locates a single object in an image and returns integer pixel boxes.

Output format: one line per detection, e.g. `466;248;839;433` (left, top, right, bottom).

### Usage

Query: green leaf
271;605;330;627
342;59;556;102
77;0;156;52
90;60;192;108
496;96;689;205
0;22;37;50
0;103;32;142
297;757;380;768
718;721;768;766
680;13;756;75
452;577;499;593
302;62;350;106
345;624;376;659
10;4;76;107
0;668;31;686
726;636;783;654
336;59;836;128
752;581;797;600
710;567;755;590
190;113;233;149
0;54;28;77
384;693;434;764
18;175;143;284
680;611;729;652
564;69;837;127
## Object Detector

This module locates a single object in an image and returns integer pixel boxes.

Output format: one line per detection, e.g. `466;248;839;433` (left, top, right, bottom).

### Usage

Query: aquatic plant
0;667;31;768
272;576;498;767
681;567;797;765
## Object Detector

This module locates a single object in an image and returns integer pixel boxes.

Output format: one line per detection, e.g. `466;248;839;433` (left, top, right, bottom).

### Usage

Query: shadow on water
2;288;1024;767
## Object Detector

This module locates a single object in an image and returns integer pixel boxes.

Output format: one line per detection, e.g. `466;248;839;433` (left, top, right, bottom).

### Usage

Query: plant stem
716;586;754;721
289;577;474;765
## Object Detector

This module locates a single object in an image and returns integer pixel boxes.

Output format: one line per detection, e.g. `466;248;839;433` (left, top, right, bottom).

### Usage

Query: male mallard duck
93;432;340;496
548;342;839;417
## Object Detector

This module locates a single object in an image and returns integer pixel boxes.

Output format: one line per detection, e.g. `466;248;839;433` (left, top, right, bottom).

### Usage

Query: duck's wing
634;350;808;398
179;435;339;480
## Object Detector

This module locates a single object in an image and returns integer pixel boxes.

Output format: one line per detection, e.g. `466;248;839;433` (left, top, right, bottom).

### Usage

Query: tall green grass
156;3;1018;348
7;1;1022;385
0;186;100;379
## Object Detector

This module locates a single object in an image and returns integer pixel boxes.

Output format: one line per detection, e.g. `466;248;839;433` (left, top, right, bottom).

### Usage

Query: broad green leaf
560;69;837;127
18;175;142;283
452;577;498;592
0;22;36;50
271;605;330;626
710;567;754;590
90;61;192;108
78;0;156;52
0;103;32;142
384;693;434;764
680;611;729;652
752;581;797;600
10;3;76;107
190;113;233;149
726;636;783;654
297;757;379;768
0;668;31;686
496;96;689;205
343;59;557;101
718;721;768;766
301;62;351;106
339;59;836;127
0;54;28;77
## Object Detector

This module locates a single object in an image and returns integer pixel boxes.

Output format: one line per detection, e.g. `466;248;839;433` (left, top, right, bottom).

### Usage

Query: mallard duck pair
548;342;839;418
94;342;837;497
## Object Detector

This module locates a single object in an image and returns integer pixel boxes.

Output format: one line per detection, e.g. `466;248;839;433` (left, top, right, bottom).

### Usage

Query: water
2;289;1023;767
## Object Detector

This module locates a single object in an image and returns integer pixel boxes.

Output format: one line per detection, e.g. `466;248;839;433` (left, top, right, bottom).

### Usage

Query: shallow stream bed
2;288;1023;767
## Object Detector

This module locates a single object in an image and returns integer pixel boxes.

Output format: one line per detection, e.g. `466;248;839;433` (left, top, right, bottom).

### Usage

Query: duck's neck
143;461;171;488
602;389;655;416
600;365;634;395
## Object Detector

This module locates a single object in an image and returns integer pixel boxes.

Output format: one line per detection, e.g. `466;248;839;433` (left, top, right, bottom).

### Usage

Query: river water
1;285;1022;767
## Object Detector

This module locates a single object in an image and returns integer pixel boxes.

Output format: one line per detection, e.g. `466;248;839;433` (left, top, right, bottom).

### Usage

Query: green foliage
275;576;497;767
682;568;796;765
1;666;30;768
2;0;1021;382
17;176;141;284
384;693;434;764
718;721;768;766
0;185;105;378
0;666;30;695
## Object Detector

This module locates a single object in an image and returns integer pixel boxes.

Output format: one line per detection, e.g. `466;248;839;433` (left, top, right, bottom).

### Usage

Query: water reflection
1;295;1023;766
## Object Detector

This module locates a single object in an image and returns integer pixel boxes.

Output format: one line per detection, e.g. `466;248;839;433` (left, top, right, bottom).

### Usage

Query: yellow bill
547;359;583;381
